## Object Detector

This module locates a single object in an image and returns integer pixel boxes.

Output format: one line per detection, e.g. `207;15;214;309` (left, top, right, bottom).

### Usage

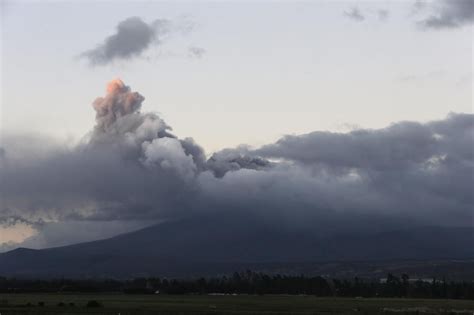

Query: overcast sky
0;0;472;250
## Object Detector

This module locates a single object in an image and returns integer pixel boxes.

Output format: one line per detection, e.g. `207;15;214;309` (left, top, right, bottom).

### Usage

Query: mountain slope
0;214;472;278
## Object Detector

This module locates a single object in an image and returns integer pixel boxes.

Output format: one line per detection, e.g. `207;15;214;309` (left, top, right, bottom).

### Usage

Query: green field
0;294;473;315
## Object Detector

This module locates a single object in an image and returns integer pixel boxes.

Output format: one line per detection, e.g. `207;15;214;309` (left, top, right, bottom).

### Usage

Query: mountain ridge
1;216;472;278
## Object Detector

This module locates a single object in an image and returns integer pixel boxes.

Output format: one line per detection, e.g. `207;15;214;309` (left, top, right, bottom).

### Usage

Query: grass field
0;294;473;315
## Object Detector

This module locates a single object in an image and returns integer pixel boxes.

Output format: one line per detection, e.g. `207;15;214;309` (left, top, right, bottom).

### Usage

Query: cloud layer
1;80;472;249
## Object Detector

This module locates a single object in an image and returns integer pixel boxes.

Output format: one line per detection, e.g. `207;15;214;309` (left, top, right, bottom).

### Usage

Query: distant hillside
0;214;472;278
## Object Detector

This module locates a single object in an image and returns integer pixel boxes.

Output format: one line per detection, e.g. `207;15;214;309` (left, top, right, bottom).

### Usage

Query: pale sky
2;0;472;154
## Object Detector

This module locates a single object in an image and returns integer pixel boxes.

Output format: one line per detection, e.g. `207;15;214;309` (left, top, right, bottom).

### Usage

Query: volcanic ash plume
87;79;213;186
88;79;259;177
89;79;173;158
93;79;145;131
1;78;472;250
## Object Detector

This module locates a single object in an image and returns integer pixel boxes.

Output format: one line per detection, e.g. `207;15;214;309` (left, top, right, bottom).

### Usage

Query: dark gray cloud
82;17;167;65
252;114;473;223
81;16;197;65
1;80;473;250
418;0;474;29
344;7;366;22
256;114;472;173
206;147;271;178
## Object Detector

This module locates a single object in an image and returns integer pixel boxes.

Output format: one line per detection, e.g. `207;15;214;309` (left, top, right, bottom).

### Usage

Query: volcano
0;213;472;278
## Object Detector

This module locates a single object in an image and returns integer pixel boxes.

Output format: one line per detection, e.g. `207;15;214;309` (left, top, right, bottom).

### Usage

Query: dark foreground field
0;294;473;315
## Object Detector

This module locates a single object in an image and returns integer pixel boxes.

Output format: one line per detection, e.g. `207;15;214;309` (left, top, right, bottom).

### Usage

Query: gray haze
419;0;474;29
343;7;365;22
0;80;473;248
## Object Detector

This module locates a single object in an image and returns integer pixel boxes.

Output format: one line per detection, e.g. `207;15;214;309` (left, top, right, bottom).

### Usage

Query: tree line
1;272;473;299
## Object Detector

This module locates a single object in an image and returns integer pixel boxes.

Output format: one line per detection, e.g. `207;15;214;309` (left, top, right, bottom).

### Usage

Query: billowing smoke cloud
207;147;271;178
1;80;473;250
93;79;145;129
81;16;194;65
0;80;205;225
418;0;474;29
